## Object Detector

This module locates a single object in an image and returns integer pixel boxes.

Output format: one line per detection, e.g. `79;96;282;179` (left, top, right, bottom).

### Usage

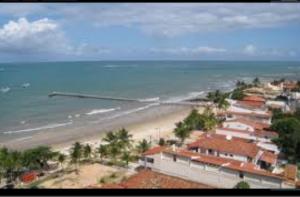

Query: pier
48;91;211;107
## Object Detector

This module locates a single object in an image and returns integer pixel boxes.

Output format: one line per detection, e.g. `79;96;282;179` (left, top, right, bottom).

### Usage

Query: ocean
0;61;300;145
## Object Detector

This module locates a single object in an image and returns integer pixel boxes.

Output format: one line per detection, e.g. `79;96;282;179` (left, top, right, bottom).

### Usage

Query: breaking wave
2;121;73;134
86;107;120;115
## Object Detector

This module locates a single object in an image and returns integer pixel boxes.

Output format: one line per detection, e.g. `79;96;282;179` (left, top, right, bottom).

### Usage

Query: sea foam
2;121;73;134
86;107;120;115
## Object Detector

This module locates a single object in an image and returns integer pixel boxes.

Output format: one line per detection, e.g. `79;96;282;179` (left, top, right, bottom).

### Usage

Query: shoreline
1;104;198;151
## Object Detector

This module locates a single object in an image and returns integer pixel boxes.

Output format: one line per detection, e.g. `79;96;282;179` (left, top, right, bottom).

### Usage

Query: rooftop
242;95;266;103
100;170;213;189
187;133;260;158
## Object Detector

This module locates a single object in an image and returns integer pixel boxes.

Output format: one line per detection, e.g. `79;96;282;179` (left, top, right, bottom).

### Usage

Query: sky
0;3;300;62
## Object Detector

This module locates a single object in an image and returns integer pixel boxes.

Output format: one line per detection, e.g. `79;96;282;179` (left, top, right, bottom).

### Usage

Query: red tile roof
243;96;266;103
142;146;167;156
224;118;270;130
237;100;265;108
284;164;298;181
222;111;272;118
260;151;277;165
100;170;213;188
163;149;283;180
187;133;260;158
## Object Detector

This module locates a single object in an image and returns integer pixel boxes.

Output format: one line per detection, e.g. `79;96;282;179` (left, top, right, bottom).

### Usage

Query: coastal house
266;100;290;112
99;170;213;189
232;96;267;111
138;146;295;188
186;133;277;169
221;99;272;124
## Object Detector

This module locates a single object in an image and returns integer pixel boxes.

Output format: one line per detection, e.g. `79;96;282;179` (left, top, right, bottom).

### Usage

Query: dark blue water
0;61;299;137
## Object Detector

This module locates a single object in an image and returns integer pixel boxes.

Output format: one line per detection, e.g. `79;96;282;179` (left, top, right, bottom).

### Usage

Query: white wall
142;152;286;188
223;122;254;131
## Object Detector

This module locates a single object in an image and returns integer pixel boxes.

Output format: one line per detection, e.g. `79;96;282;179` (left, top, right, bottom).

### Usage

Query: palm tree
173;121;191;144
57;153;66;171
83;144;92;160
217;96;230;113
253;77;261;87
121;151;131;167
103;131;118;144
136;139;151;154
108;144;120;164
97;145;108;162
202;107;218;131
70;142;82;173
116;128;133;149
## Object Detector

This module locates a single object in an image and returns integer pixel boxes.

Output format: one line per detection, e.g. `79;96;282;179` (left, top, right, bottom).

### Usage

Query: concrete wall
223;122;254;132
142;152;285;188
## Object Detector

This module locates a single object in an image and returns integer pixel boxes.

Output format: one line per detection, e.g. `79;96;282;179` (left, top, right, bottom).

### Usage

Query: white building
139;146;296;188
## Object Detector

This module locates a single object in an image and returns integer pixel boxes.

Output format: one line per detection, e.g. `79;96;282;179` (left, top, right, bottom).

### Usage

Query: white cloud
49;3;300;37
0;17;110;56
1;4;299;37
243;44;256;55
150;46;227;55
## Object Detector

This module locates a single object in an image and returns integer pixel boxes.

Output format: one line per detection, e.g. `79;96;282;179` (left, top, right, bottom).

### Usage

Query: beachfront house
139;146;296;188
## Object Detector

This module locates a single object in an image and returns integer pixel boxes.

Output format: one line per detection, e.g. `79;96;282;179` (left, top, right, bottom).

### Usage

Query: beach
1;104;196;151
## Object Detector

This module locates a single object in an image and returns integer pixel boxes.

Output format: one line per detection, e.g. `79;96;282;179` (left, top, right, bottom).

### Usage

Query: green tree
136;139;151;154
108;144;120;164
183;109;204;131
253;77;261;87
97;145;108;162
231;88;246;100
201;107;219;131
103;131;118;144
57;153;66;170
70;142;82;173
83;144;92;160
173;121;191;144
116;128;132;149
121;151;131;167
271;118;300;163
158;138;165;146
234;181;250;189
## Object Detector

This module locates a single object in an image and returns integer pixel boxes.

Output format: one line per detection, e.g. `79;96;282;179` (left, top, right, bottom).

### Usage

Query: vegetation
83;144;92;160
158;138;165;146
270;108;300;163
70;142;82;173
206;90;230;111
234;181;250;189
271;117;300;163
0;146;59;185
136;139;151;154
173;108;219;144
253;77;261;87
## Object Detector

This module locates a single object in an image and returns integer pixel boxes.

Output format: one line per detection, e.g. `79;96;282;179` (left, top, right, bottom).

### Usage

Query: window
239;172;244;179
147;158;154;163
208;149;213;155
173;155;177;162
230;154;233;157
225;153;228;156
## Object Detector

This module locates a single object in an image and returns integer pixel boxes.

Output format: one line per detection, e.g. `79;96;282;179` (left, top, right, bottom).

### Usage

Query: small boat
22;83;30;88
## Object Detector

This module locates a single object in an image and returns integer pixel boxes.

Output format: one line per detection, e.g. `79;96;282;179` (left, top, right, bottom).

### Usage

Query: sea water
0;61;300;142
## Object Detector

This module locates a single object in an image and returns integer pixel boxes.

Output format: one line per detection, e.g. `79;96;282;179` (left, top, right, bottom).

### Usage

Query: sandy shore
2;104;201;151
53;105;199;154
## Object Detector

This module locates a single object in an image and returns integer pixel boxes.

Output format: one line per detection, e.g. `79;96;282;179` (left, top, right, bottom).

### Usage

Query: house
99;170;213;189
139;146;295;188
215;117;278;145
186;133;277;169
266;100;290;112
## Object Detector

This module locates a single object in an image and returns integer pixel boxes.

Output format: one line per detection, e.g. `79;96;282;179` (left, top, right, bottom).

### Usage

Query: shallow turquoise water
0;60;299;136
